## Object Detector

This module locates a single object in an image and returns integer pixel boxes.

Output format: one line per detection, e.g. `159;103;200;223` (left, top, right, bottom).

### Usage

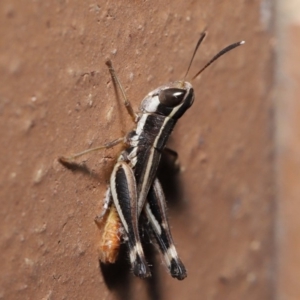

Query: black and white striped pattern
110;81;193;279
110;161;150;278
106;38;244;279
145;178;186;280
60;36;244;280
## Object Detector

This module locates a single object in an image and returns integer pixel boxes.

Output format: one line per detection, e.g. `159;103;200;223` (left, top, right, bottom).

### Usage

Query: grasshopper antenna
183;31;207;81
192;41;245;80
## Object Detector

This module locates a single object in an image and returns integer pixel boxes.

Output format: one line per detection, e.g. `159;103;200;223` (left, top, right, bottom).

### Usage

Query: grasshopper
59;32;244;280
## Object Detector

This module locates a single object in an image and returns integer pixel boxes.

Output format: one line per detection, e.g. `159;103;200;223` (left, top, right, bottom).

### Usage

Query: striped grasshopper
59;32;244;280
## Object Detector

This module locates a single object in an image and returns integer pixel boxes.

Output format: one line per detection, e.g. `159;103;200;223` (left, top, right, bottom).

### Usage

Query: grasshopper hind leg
111;161;151;278
95;187;112;222
145;178;187;280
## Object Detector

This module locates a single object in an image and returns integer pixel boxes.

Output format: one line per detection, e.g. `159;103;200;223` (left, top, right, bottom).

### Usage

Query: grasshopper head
140;81;194;120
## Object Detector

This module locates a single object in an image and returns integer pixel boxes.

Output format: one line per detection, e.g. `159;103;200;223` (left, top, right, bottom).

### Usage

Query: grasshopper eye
158;88;186;107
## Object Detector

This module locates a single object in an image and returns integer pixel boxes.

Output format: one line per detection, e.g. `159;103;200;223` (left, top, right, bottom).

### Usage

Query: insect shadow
157;148;185;209
58;157;101;181
99;224;162;300
99;244;131;298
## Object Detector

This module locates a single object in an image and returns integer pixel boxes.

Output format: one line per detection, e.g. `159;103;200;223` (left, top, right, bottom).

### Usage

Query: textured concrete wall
0;1;274;299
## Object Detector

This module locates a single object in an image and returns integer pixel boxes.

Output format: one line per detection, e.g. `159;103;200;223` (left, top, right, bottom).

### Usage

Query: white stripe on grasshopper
130;156;138;168
164;244;179;266
137;146;155;213
135;113;148;135
167;244;178;259
140;95;160;113
110;163;129;233
145;203;162;235
137;117;171;213
129;241;144;263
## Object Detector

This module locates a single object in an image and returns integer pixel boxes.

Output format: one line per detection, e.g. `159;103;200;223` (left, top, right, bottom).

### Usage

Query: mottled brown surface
276;22;300;300
0;1;274;299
